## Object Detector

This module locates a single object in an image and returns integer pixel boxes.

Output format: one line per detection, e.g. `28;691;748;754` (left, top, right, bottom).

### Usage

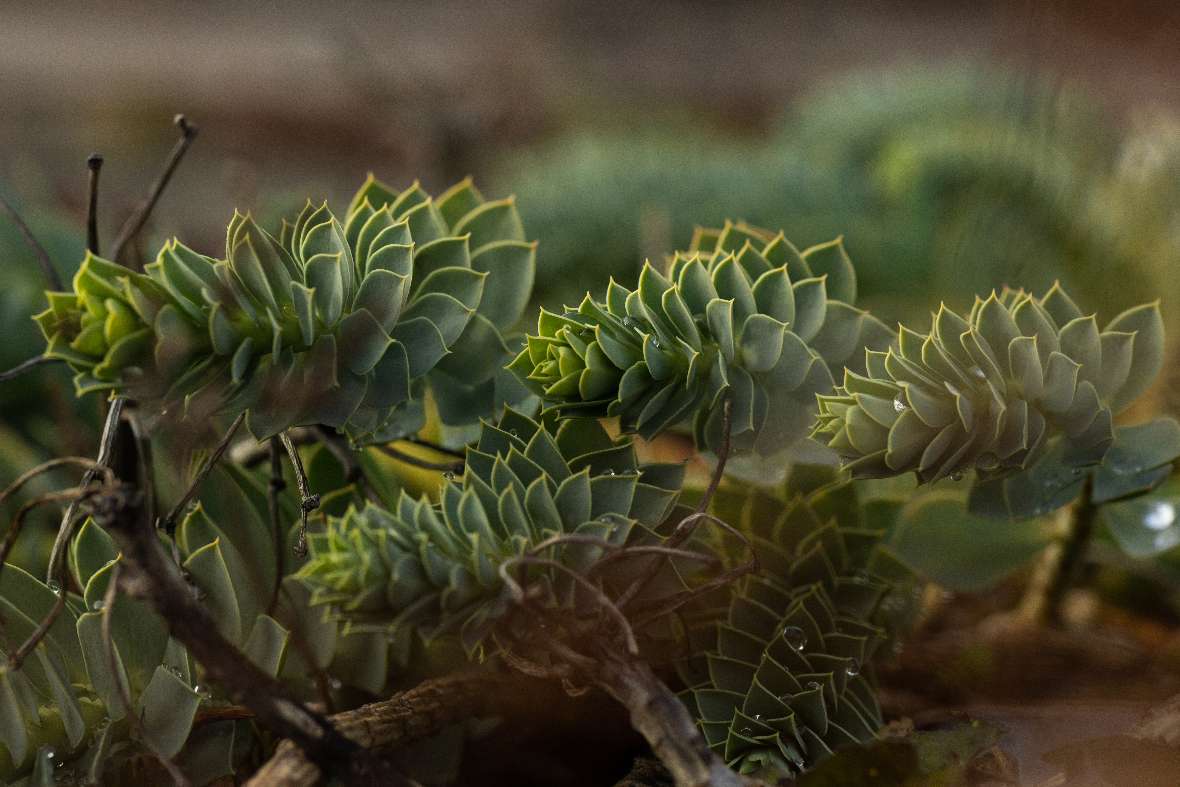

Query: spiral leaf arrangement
813;283;1164;483
34;177;535;442
297;409;686;658
678;469;916;781
508;222;892;456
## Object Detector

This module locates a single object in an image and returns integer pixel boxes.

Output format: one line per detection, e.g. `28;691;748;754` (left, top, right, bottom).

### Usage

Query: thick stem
594;654;746;787
1016;480;1097;626
244;672;558;787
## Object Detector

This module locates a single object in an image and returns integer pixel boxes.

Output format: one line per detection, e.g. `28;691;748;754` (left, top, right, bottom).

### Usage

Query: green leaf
243;614;289;677
1102;477;1180;557
136;664;201;758
890;492;1055;591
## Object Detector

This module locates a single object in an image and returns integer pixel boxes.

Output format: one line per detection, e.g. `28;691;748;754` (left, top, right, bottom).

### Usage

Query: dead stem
109;114;198;265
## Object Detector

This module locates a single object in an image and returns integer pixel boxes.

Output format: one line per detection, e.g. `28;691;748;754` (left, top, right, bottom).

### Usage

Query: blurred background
1;0;1179;561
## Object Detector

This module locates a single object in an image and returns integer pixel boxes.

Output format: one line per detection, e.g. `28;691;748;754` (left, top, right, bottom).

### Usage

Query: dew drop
950;470;965;482
969;365;987;381
739;725;753;735
90;599;105;612
781;625;806;652
1145;501;1177;531
509;429;519;438
194;684;211;699
46;580;61;594
753;713;762;721
845;659;861;677
892;393;908;413
443;471;455;481
806;681;822;691
622;316;639;330
603;468;616;476
329;677;344;690
648;337;662;351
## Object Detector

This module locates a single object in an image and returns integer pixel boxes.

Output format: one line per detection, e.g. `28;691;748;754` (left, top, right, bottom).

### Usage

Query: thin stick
375;442;464;473
0;457;112;509
499;555;639;656
0;193;62;290
1;489;93;579
7;584;67;671
124;407;156;534
280;431;319;557
46;397;125;583
0;355;59;384
617;394;733;610
86;154;103;254
311;426;370;500
159;412;245;535
267;438;286;615
109;114;198;264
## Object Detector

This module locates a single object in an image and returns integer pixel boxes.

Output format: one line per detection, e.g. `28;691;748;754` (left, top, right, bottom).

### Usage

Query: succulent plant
813;284;1164;483
0;463;398;784
677;468;916;781
33;177;535;443
508;222;892;456
297;409;686;659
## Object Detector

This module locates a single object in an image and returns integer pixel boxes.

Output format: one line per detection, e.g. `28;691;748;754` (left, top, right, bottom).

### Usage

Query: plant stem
1017;479;1097;626
594;653;747;787
244;672;556;786
109;114;198;265
86;153;103;254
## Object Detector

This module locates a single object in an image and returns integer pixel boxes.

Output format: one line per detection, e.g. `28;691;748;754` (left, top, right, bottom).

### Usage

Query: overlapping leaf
677;468;916;782
509;222;891;456
814;283;1164;483
298;410;686;658
34;177;535;443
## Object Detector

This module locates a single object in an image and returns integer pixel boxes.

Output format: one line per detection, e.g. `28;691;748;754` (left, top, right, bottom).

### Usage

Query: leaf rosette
678;469;916;781
297;410;685;659
509;222;892;456
814;283;1164;483
34;177;535;443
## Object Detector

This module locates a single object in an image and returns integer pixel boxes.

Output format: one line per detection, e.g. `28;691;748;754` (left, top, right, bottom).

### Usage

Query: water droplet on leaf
892;393;907;413
1145;501;1176;531
47;580;61;594
845;659;860;677
90;599;104;611
781;625;806;652
443;471;455;481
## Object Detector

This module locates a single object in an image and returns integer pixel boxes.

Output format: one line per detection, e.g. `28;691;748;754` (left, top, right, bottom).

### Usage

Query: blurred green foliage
498;64;1172;327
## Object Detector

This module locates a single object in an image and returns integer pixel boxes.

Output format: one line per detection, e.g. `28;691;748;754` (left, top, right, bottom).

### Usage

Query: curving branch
94;488;381;782
0;192;62;290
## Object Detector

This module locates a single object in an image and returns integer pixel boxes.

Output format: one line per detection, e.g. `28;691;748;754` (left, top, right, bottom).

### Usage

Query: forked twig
159;412;245;535
499;555;640;656
47;397;126;582
109;114;198;264
0;457;113;509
